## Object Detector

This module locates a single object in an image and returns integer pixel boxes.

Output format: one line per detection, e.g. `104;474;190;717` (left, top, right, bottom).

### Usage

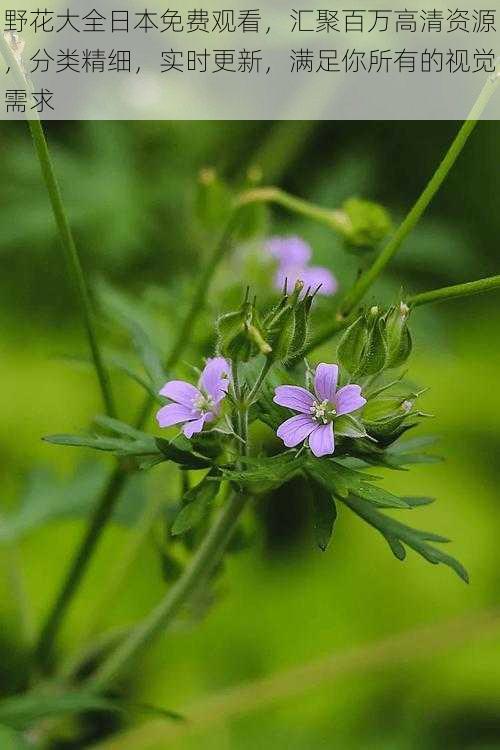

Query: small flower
273;363;366;457
265;236;337;297
156;357;231;438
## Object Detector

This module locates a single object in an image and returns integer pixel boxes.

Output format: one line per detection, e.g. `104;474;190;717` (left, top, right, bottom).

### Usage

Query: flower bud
217;294;270;362
339;197;392;251
264;280;311;362
337;308;387;378
383;302;412;369
362;394;421;446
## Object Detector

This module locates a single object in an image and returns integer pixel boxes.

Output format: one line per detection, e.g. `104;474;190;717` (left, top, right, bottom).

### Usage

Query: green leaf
308;478;337;551
223;452;306;493
156;436;212;470
306;457;380;499
353;483;412;509
0;691;182;731
171;475;221;536
341;493;469;582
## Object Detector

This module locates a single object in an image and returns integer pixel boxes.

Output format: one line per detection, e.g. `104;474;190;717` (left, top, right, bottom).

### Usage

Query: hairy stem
87;491;249;691
304;73;499;355
34;213;243;671
408;274;500;308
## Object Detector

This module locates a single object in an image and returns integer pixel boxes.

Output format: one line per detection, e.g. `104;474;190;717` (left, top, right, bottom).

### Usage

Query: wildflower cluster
49;269;467;584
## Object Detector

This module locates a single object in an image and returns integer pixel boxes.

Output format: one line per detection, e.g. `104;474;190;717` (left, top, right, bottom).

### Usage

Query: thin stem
35;466;128;671
87;491;249;692
245;358;273;405
0;35;116;418
407;274;500;308
34;211;243;672
304;73;499;355
238;187;350;237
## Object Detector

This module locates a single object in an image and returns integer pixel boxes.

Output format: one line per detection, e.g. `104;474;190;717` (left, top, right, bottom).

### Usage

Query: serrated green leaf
308;478;337;551
171;476;221;536
341;493;468;582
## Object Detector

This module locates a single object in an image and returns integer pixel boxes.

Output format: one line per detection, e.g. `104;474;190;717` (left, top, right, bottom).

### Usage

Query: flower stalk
407;274;500;308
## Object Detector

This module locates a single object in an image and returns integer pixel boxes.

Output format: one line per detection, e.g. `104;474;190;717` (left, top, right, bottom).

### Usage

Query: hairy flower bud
217;294;270;362
383;302;412;369
362;393;424;446
339;197;392;251
337;308;387;378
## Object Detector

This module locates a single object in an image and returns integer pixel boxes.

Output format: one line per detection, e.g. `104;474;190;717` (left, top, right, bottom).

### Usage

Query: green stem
408;274;500;308
87;491;249;691
34;211;243;671
27;119;117;417
0;34;115;418
238;187;349;237
34;466;128;671
303;73;499;355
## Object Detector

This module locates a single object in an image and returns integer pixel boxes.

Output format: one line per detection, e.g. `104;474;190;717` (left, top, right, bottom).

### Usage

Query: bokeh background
1;119;499;749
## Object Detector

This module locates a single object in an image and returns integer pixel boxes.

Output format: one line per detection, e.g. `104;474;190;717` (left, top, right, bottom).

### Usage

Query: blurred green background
1;119;500;749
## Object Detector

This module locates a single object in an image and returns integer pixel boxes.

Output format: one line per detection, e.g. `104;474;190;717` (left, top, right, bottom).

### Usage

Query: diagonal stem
86;491;249;692
303;72;499;355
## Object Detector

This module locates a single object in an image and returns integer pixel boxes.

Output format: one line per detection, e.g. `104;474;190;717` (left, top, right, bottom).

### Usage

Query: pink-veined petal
156;403;196;428
158;380;200;406
276;414;316;448
273;385;315;414
308;423;335;457
200;357;231;403
183;414;210;438
314;363;339;402
335;384;366;416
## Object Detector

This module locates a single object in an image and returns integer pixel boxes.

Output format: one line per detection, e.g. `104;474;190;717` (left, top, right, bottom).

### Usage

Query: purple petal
159;380;200;407
183;413;211;438
156;403;196;428
273;385;315;414
266;236;311;267
301;266;338;296
276;414;316;448
200;357;231;403
314;363;338;403
335;384;366;416
308;423;335;457
273;264;305;294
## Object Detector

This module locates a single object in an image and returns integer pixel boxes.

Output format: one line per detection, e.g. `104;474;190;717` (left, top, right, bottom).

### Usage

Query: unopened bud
339;197;392;251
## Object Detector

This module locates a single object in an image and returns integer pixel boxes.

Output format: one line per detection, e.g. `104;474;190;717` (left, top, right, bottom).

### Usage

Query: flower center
310;399;336;424
193;392;215;414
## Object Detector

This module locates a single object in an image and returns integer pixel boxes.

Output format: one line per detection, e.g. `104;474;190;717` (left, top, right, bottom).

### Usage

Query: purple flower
273;363;366;457
265;236;337;297
156;357;231;439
